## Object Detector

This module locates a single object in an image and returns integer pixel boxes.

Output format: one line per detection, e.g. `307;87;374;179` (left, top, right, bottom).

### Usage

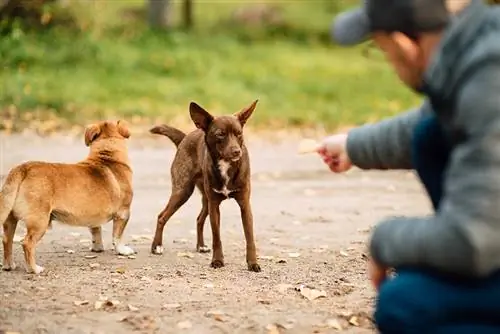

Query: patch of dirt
0;133;431;333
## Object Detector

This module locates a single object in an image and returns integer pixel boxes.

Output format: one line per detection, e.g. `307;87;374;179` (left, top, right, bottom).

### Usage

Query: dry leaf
115;268;126;274
298;285;327;301
95;298;120;310
66;249;75;254
73;300;89;306
163;303;181;309
326;318;343;330
339;250;349;257
349;316;359;326
84;255;97;259
127;255;136;259
177;320;192;329
288;252;301;258
258;255;274;260
265;323;286;334
128;304;139;312
177;252;194;259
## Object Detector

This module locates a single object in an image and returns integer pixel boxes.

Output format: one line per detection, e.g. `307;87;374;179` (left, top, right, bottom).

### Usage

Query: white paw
153;245;164;255
2;262;16;271
115;244;135;256
27;265;45;274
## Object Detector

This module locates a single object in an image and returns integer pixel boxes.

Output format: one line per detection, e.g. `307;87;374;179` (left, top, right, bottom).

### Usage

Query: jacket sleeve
369;64;500;278
346;100;431;170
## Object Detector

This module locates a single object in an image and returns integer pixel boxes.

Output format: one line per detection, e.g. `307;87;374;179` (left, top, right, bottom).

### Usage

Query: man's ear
391;32;419;66
234;99;258;127
189;102;214;131
116;120;131;139
84;124;101;147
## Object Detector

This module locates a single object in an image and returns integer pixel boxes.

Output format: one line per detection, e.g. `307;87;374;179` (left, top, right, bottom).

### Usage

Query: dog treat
298;138;320;154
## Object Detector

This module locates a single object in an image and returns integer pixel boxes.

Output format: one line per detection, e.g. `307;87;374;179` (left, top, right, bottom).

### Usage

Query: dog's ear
84;124;102;147
116;120;131;139
235;99;258;127
189;102;213;131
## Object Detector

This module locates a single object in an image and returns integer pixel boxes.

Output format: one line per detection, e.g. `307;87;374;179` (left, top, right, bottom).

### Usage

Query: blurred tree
148;0;171;28
0;0;57;30
182;0;193;29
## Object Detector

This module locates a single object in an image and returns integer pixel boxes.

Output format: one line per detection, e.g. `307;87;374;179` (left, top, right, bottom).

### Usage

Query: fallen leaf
326;318;343;330
258;299;271;305
115;268;126;274
349;316;359;326
177;252;194;259
339;250;349;257
277;259;287;264
66;249;75;254
128;304;139;312
73;300;89;306
288;252;301;258
177;320;192;329
298;285;327;301
127;255;136;259
163;303;182;309
84;255;97;259
265;323;286;334
258;255;274;260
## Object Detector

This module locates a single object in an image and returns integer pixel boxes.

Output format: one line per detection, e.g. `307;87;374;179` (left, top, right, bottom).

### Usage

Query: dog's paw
210;259;225;269
197;245;211;253
248;263;261;272
115;244;135;256
2;262;16;271
91;244;105;253
151;244;164;255
27;265;45;274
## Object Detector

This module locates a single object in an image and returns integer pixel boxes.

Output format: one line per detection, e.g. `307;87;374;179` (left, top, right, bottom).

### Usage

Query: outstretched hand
316;134;353;173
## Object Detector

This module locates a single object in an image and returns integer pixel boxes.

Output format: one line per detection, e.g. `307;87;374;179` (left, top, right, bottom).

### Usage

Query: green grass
0;0;422;132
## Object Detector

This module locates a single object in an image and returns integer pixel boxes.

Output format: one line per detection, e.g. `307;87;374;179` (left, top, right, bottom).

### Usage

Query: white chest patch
213;160;233;197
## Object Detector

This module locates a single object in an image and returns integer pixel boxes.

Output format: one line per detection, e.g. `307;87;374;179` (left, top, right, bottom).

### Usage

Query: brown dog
0;120;135;274
150;100;261;272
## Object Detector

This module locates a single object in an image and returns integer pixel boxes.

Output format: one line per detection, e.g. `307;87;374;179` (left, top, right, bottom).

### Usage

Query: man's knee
375;271;438;333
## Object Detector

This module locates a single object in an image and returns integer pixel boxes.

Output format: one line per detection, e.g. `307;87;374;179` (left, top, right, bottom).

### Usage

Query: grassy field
0;0;422;133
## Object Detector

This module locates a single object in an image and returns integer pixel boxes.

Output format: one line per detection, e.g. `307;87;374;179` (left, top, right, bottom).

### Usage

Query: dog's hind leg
22;212;50;274
196;192;210;253
112;209;135;256
89;226;104;253
151;184;195;255
2;213;18;271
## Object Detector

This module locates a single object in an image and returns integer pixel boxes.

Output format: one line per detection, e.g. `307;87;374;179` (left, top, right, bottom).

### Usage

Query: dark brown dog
150;100;261;272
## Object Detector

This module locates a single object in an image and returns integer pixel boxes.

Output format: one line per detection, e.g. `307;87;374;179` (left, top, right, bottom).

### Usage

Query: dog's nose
230;147;241;158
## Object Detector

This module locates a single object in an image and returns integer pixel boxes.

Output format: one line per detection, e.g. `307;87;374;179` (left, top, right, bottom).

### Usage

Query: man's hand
317;134;353;173
368;256;389;290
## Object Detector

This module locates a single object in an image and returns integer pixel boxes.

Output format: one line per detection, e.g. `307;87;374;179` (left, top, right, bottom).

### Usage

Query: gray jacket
347;0;500;278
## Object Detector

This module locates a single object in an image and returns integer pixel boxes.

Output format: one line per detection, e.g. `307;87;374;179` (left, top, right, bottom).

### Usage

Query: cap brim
331;7;370;46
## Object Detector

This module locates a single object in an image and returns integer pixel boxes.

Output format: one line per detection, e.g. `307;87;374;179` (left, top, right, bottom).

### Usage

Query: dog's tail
0;166;25;225
150;124;186;148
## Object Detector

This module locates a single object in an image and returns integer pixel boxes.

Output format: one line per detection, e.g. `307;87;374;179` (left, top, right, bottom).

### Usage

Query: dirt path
0;133;431;334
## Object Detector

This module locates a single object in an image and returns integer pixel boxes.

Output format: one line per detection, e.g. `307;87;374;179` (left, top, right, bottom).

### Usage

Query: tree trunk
182;0;193;29
148;0;170;29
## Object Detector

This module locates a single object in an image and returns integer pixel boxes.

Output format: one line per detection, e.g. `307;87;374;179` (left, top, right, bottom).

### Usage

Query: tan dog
0;120;135;274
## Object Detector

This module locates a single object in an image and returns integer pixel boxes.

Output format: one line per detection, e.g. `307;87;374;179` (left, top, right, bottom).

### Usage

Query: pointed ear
84;124;102;147
189;102;214;131
116;120;131;139
234;99;258;127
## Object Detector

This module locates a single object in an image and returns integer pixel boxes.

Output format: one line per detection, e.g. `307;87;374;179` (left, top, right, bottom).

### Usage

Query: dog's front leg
112;211;135;256
208;197;224;268
89;226;104;252
235;194;261;272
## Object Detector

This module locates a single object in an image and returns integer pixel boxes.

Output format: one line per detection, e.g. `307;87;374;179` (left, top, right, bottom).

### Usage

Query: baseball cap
331;0;469;46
